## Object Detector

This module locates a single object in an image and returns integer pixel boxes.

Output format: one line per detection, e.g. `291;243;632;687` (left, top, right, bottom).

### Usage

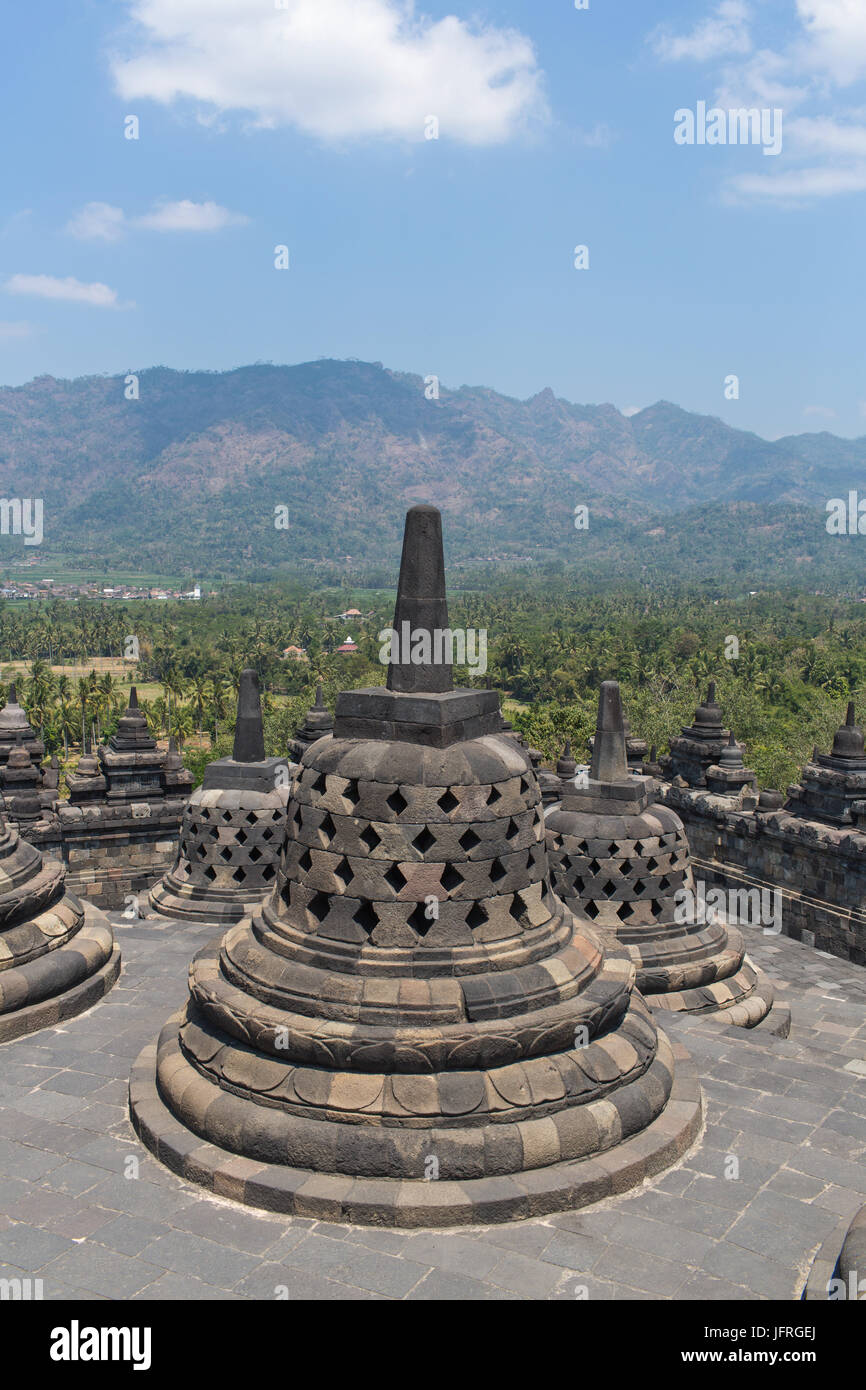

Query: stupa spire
589;681;629;783
386;504;452;694
232;669;266;764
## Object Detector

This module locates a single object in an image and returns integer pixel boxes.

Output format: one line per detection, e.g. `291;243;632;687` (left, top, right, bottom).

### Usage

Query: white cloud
67;202;126;242
66;197;247;239
134;199;248;231
654;1;866;204
0;321;33;339
4;275;128;308
652;1;752;63
111;0;547;145
803;404;837;419
795;0;866;85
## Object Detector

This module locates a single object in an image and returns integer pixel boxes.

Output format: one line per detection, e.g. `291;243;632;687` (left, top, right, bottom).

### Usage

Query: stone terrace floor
0;915;864;1301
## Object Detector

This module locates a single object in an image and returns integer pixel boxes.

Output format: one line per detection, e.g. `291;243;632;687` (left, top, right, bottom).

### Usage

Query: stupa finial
232;669;266;764
386;505;452;695
589;681;629;783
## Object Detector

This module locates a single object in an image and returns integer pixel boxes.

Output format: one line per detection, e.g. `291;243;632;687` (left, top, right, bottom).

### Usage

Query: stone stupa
786;703;866;826
0;810;120;1041
664;682;742;788
287;684;333;764
131;507;701;1227
149;671;290;924
547;682;787;1033
0;684;45;773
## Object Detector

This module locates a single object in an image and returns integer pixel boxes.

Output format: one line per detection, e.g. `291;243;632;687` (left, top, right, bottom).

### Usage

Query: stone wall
25;801;186;912
662;784;866;966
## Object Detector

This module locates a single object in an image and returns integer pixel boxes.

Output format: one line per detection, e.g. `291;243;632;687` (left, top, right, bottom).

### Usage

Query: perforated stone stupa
664;682;742;788
131;507;701;1227
0;685;44;773
546;682;786;1032
0;810;119;1041
149;671;290;924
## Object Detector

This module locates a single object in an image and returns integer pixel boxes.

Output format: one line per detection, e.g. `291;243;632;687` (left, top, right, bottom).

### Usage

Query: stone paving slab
0;911;862;1299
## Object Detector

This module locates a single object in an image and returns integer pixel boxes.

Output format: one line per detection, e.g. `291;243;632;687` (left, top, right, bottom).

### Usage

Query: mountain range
0;358;863;588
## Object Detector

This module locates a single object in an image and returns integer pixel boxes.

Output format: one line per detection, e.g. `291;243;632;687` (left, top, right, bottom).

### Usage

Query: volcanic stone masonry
546;681;788;1034
149;670;291;925
287;684;334;764
662;700;866;965
0;808;120;1042
130;505;702;1227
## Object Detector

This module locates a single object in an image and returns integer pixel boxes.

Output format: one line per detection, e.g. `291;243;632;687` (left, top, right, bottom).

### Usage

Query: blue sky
1;0;864;440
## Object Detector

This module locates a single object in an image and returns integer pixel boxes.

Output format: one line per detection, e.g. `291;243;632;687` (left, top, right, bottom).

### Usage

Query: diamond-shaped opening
311;772;327;795
632;880;646;895
196;844;208;859
438;789;459;813
249;846;262;863
600;880;617;897
466;902;487;930
588;858;601;874
519;776;530;794
584;900;600;919
342;778;361;808
308;891;330;923
646;856;658;872
634;841;644;856
607;842;619;856
189;822;198;837
360;825;381;853
459;828;480;851
219;846;233;863
209;825;220;839
486;785;502;806
386;788;408;816
507;893;524;922
319;812;336;842
616;901;633;921
505;818;520;840
408;902;436;938
551;835;563;851
246;811;258;825
440;864;462;893
573;876;585;893
353;901;378;936
620;859;631;875
232;866;247;884
262;864;276;881
578;840;589;854
298;848;313;873
658;876;670;891
272;809;284;822
204;865;217;881
651;899;664;916
384;863;407;893
413;827;435;855
236;829;248;845
561;853;573;873
262;828;273;842
333;856;353;889
490;858;507;883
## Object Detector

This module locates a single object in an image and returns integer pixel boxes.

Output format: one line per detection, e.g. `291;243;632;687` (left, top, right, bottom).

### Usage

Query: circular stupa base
642;959;787;1034
129;1028;702;1228
0;905;121;1043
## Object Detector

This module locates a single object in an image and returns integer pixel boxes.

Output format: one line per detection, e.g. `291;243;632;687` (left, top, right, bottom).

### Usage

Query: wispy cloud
4;275;130;308
652;1;752;63
67;202;126;242
652;1;866;204
135;199;248;231
111;0;548;146
67;198;248;240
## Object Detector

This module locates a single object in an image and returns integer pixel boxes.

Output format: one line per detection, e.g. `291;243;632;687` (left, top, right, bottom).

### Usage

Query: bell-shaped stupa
149;671;290;924
287;684;333;763
131;510;700;1226
547;682;786;1032
0;810;119;1041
